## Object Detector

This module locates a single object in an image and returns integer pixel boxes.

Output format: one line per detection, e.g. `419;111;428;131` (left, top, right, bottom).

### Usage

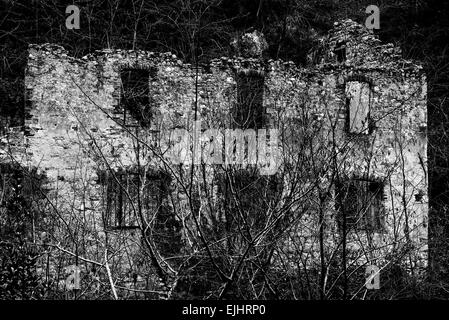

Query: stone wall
0;19;428;296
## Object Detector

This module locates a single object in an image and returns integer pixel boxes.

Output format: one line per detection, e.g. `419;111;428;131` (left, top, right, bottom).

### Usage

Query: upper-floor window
335;178;385;233
334;41;346;63
345;81;372;134
233;71;265;130
120;69;154;127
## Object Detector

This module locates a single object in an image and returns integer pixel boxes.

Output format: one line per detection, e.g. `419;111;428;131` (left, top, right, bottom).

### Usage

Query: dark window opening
0;82;25;135
98;169;181;254
217;169;283;251
334;41;346;63
0;164;47;239
101;169;140;229
234;71;265;130
0;164;26;221
120;69;155;127
152;173;182;256
336;178;385;233
99;168;163;229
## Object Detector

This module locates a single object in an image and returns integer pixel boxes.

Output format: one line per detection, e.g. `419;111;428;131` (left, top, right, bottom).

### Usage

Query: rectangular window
234;71;265;130
0;164;46;238
105;170;140;229
345;81;371;134
152;173;182;256
100;169;163;229
120;69;152;127
217;170;281;234
336;179;385;233
1;83;25;135
334;41;346;63
99;169;181;254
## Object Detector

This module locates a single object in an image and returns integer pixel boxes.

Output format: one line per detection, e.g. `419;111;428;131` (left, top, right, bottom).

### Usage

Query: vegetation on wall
1;0;448;299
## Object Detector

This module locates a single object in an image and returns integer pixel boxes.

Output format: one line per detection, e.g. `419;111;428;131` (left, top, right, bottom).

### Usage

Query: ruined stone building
0;19;427;297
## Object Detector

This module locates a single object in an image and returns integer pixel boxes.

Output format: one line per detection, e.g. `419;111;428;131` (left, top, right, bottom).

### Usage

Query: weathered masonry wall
267;21;427;275
0;19;427;295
